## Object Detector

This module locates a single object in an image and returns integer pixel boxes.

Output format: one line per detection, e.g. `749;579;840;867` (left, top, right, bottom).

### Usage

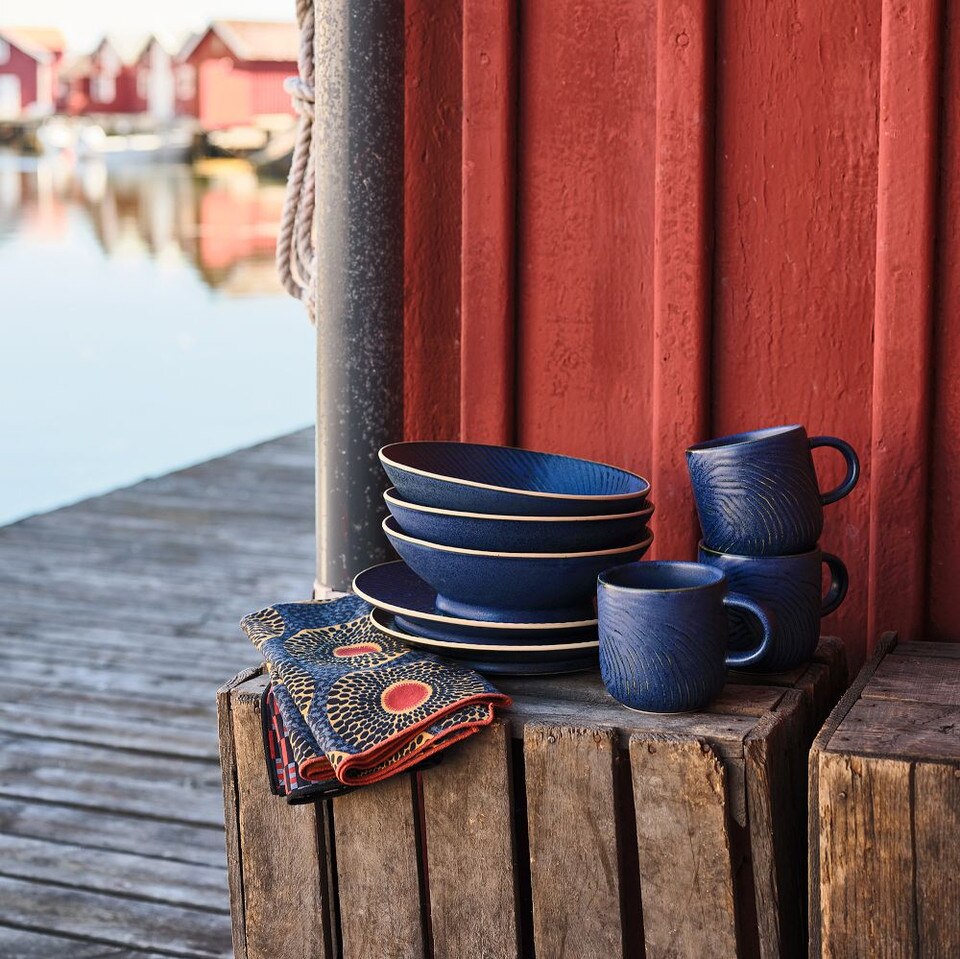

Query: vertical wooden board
403;0;463;441
867;0;942;645
927;9;960;642
650;0;715;561
460;0;517;445
712;0;880;666
745;693;807;959
629;735;738;958
515;0;657;476
914;762;960;955
218;671;262;959
333;775;424;959
524;724;624;959
231;689;330;959
817;753;915;958
420;722;519;959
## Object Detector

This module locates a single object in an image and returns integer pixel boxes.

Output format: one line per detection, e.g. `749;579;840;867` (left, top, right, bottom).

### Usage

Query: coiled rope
276;0;316;319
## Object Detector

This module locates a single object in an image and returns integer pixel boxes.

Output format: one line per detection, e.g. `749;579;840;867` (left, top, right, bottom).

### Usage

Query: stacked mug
687;425;859;673
596;425;859;714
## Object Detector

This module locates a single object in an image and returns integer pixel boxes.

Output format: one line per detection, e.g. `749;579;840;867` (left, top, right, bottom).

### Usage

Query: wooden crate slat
524;723;625;959
914;762;960;955
629;734;739;958
824;697;960;764
231;680;331;959
745;690;806;959
332;774;425;959
817;753;915;957
861;653;960;706
421;721;520;959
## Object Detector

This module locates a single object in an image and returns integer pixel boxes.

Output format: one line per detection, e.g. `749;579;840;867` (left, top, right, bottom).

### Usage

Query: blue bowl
383;516;653;622
379;442;650;516
384;488;653;552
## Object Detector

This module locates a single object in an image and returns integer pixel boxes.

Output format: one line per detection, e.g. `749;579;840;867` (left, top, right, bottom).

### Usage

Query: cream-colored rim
369;609;599;652
351;563;598;630
383;487;654;523
379;442;651;502
383;516;654;560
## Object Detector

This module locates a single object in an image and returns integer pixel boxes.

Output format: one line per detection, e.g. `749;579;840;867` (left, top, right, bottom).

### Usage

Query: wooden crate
809;632;960;958
218;639;846;959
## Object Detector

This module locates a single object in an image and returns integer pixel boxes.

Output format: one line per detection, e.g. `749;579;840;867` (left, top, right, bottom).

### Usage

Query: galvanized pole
313;1;404;594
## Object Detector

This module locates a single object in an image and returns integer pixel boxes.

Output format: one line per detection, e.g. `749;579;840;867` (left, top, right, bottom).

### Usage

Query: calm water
0;155;315;526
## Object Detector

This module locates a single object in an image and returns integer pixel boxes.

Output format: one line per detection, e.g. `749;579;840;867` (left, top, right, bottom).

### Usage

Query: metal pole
313;1;404;594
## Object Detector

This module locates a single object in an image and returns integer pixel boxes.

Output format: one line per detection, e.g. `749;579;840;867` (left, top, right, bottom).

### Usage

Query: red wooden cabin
396;0;960;669
176;20;297;129
0;27;64;119
86;37;140;114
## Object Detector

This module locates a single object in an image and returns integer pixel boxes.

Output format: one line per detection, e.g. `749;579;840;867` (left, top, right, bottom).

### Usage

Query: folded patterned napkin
241;596;511;790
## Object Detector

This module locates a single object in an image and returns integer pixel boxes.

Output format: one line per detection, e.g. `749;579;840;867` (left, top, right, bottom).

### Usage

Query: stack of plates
354;442;654;675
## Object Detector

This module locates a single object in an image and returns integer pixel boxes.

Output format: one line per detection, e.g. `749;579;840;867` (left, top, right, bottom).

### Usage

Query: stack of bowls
353;441;653;675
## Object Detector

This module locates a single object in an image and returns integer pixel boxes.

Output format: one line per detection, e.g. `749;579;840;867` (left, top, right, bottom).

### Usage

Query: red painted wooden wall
402;0;956;668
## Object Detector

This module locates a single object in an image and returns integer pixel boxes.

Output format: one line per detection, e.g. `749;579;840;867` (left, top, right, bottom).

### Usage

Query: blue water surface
0;155;314;525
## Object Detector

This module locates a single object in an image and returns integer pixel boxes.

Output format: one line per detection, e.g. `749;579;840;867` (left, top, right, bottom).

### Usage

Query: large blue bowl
383;515;653;622
384;488;653;552
379;441;651;516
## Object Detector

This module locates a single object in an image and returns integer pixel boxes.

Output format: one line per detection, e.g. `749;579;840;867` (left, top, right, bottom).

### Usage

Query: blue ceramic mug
698;542;848;673
596;561;774;713
685;425;860;555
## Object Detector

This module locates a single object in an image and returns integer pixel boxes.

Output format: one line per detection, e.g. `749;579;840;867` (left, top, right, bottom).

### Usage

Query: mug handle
809;435;860;505
722;593;774;669
821;552;849;617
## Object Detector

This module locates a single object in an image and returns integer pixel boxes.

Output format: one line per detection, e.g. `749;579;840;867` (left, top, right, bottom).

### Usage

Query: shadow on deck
0;429;315;958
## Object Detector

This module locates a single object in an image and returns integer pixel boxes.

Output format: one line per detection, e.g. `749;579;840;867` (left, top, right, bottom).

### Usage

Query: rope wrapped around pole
277;0;316;318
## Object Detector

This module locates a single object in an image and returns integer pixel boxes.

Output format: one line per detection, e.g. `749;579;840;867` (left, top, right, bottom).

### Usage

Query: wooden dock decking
0;429;315;957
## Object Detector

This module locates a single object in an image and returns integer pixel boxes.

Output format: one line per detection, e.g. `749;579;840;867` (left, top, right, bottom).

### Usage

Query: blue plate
380;441;650;516
369;609;599;676
352;562;597;640
384;487;653;552
383;516;653;623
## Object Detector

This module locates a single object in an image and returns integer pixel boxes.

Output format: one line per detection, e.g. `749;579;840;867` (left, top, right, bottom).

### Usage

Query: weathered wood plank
333;775;424;959
744;691;806;959
0;796;228;867
524;724;624;959
817;754;915;958
824;698;960;764
0;833;229;911
0;875;234;958
863;653;960;706
231;681;331;959
421;721;519;959
808;630;897;959
629;735;738;958
0;927;175;958
914;762;960;955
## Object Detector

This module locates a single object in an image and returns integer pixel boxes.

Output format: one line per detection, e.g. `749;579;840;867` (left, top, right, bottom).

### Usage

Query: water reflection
0;153;314;526
0;155;290;296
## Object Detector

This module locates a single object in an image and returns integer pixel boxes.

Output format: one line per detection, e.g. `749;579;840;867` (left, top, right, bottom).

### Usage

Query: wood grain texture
817;754;915;958
403;0;463;441
629;735;738;958
745;692;807;959
515;0;656;477
231;684;330;959
863;652;960;705
868;0;943;644
333;775;424;959
524;724;625;959
808;631;897;958
459;0;517;445
649;0;715;561
927;6;960;643
421;721;519;959
914;762;960;955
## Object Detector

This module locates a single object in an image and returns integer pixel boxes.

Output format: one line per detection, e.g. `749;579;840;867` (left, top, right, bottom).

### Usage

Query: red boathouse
0;27;64;119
